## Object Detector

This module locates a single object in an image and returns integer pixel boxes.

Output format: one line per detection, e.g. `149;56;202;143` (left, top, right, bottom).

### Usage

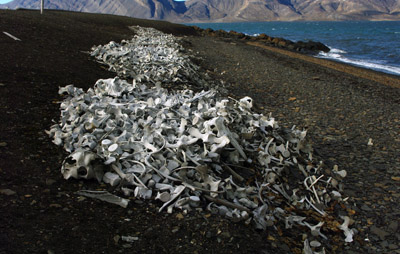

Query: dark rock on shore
192;26;330;54
294;40;331;53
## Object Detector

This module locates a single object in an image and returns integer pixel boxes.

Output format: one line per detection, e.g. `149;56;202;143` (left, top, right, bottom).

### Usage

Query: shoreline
189;20;400;78
246;41;400;88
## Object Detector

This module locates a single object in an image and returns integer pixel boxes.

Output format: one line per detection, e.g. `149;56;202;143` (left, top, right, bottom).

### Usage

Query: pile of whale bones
47;26;356;253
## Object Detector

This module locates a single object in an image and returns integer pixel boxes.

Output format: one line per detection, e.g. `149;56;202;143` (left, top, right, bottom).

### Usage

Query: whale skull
61;148;103;181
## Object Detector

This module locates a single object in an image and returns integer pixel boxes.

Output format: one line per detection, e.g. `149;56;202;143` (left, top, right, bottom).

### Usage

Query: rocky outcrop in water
193;27;331;54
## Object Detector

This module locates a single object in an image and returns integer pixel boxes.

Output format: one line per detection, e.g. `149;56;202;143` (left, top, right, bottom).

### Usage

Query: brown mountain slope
1;0;400;21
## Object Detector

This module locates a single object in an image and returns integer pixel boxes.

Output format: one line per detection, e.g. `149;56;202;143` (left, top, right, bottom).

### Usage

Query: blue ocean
188;21;400;76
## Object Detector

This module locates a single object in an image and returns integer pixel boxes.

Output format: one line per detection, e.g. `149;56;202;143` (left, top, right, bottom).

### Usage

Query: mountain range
1;0;400;22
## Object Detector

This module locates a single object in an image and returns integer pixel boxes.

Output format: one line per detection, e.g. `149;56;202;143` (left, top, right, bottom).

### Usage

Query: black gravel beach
0;9;399;254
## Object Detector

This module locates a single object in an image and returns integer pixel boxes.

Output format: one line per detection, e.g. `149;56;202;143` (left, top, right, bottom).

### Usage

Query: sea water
187;21;400;76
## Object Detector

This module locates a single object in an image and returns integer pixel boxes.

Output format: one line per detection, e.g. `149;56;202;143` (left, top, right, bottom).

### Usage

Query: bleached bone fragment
305;197;327;216
330;178;339;188
108;143;119;152
335;170;347;178
159;185;185;212
303;239;313;254
214;117;247;160
104;157;116;165
331;190;342;200
121;187;134;196
266;172;277;184
175;197;190;208
238;198;258;209
61;148;103;181
339;216;355;243
304;221;326;239
189;196;201;207
239;96;253;109
217;205;232;217
285;215;306;229
310;240;321;247
155;183;174;192
76;190;129;208
332;164;347;178
3;31;21;41
147;179;156;188
134;187;152;199
167;160;180;171
102;172;121;186
252;204;269;230
278;142;291;158
273;184;291;201
155;192;171;202
121;236;139;242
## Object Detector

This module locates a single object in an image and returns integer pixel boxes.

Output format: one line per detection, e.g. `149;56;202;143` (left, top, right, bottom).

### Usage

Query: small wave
329;48;347;54
318;46;400;75
317;52;400;75
319;52;341;58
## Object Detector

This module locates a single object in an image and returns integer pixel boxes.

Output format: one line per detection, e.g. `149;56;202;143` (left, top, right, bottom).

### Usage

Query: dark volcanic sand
1;9;399;254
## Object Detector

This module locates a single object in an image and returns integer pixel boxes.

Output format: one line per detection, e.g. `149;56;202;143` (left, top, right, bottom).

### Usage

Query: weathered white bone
134;187;152;199
121;236;139;242
252;204;269;230
304;197;327;216
285;215;306;229
332;164;347;178
273;184;291;201
189;196;200;207
159;185;185;212
102;172;121;186
239;96;253;109
238;198;258;209
310;240;321;247
303;239;313;254
331;190;342;200
175;197;190;208
121;187;134;196
155;191;171;202
61;148;103;181
215;117;247;159
304;175;324;204
334;169;347;178
155;183;174;192
339;216;355;243
303;221;327;240
266;172;277;184
217;205;232;217
76;190;129;208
